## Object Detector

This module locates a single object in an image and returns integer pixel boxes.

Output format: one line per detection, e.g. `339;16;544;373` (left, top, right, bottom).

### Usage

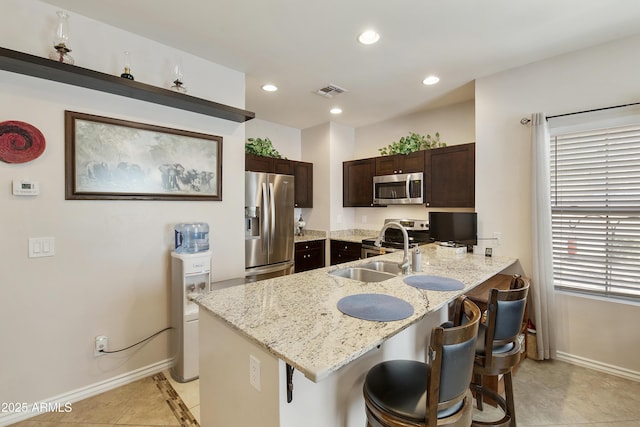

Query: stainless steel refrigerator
245;171;295;281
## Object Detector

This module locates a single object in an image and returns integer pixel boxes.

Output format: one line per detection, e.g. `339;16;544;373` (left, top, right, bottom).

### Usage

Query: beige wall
329;122;356;230
301;123;332;232
246;118;302;160
475;34;640;375
354;100;476;159
0;0;247;409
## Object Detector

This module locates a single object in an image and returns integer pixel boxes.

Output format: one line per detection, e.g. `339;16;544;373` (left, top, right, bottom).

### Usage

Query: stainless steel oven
361;219;430;258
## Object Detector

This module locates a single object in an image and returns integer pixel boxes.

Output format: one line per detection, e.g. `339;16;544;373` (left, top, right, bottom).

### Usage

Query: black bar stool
471;275;530;427
363;297;481;427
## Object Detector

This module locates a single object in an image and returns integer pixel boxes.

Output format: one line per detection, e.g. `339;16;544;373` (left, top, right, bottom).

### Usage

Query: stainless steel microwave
373;172;424;205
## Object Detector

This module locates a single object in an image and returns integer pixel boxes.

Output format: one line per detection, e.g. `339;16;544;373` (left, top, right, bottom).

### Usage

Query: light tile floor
10;370;199;427
10;359;640;426
477;358;640;426
164;371;200;425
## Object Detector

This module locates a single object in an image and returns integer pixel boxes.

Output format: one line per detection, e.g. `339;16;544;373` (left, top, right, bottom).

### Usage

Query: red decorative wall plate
0;120;46;163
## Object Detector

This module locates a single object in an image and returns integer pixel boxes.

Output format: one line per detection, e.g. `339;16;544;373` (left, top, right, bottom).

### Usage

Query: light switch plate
29;237;55;258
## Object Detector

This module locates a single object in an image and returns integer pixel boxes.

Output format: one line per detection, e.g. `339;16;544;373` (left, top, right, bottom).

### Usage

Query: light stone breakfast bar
194;244;517;427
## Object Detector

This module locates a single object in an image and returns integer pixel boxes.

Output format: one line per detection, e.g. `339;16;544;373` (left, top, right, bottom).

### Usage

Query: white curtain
530;113;556;360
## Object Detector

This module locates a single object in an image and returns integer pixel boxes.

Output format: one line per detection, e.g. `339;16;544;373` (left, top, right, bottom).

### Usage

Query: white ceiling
42;0;640;129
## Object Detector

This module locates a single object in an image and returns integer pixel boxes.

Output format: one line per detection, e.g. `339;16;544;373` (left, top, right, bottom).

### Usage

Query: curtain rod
520;101;640;125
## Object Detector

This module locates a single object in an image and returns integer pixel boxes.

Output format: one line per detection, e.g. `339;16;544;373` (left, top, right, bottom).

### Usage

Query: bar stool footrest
471;382;512;427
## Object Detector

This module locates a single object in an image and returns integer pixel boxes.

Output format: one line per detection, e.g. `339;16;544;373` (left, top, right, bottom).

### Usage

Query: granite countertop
294;228;379;243
194;244;516;383
294;229;327;243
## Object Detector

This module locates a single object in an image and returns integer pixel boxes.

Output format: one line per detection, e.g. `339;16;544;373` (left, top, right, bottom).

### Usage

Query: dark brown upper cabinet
245;153;275;173
343;158;376;207
374;151;425;175
424;143;475;208
342;143;475;208
291;161;313;208
274;159;292;175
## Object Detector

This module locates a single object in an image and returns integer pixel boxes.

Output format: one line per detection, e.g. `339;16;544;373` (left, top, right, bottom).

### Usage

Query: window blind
550;124;640;301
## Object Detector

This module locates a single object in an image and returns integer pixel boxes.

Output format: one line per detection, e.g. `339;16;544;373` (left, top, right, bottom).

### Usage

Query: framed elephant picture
64;111;222;201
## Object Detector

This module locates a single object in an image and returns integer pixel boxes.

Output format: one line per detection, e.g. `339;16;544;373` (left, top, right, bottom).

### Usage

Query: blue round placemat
337;293;414;322
403;275;465;291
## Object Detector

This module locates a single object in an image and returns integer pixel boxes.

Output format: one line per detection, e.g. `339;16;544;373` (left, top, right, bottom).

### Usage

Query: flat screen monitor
428;212;477;246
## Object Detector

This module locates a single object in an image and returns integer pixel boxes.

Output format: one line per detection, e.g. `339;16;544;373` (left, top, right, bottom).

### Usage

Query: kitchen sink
329;267;397;282
359;260;403;275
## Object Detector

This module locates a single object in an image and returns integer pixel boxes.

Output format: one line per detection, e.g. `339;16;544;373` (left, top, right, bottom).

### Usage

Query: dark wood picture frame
65;111;222;201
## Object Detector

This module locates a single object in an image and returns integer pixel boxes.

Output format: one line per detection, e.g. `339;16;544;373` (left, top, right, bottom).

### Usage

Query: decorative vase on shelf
48;11;74;64
120;51;134;80
170;62;187;93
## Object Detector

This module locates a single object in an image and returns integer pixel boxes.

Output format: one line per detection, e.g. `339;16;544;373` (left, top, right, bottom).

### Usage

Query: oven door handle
405;174;411;198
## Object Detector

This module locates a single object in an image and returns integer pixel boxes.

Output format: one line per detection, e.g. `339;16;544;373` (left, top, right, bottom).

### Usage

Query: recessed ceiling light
262;84;278;92
330;107;343;115
358;30;380;45
422;75;440;85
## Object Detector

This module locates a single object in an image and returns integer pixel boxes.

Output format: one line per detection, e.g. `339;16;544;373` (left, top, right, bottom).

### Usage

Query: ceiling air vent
315;84;347;98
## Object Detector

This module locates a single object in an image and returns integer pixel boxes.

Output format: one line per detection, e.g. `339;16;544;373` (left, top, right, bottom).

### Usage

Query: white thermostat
12;180;40;196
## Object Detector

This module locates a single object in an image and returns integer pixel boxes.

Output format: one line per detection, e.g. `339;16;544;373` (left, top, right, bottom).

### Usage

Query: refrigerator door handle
269;182;276;255
262;182;269;253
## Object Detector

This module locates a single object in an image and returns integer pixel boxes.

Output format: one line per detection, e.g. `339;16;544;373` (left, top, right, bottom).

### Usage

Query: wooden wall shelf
0;47;255;123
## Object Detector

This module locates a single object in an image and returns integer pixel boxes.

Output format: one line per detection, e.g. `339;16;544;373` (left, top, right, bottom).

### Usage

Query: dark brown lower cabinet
295;240;326;273
330;240;362;265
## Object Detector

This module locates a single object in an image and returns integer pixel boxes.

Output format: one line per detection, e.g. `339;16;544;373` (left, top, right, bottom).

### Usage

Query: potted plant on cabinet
378;132;446;155
245;137;283;158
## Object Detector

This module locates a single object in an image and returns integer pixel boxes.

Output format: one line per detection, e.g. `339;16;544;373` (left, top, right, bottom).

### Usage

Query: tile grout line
152;372;200;427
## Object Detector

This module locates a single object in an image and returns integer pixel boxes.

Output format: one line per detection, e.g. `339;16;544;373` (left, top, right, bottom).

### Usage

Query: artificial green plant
378;132;446;155
245;137;283;158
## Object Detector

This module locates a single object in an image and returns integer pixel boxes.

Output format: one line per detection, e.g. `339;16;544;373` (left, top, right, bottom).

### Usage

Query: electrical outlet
95;335;108;357
249;355;261;391
493;232;502;246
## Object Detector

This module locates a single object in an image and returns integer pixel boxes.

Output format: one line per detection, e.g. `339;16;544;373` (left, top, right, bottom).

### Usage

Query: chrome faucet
374;221;410;274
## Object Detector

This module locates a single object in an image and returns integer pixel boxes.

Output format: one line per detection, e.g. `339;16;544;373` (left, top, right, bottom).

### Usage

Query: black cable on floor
100;327;173;354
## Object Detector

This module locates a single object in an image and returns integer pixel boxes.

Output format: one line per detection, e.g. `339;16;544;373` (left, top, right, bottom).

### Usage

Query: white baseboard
555;351;640;382
0;358;174;426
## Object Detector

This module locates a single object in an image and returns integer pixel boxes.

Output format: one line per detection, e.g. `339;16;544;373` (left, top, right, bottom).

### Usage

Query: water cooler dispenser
171;223;210;382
